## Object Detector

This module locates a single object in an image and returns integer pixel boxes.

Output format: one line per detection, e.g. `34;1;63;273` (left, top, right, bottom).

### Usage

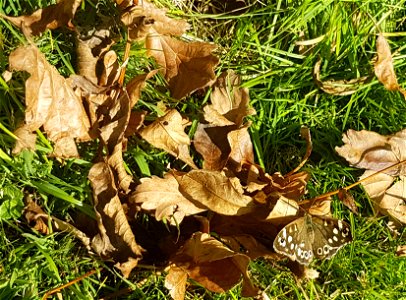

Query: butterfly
273;214;352;265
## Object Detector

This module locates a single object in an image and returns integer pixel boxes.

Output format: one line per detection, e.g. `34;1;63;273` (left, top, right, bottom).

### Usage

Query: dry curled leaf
9;44;91;158
12;125;37;154
173;170;255;216
140;109;197;168
336;129;406;175
314;59;369;96
374;34;406;97
147;36;219;99
76;24;116;84
129;173;206;225
168;232;258;297
88;162;143;278
193;124;234;171
337;129;406;224
121;0;190;41
361;171;406;224
205;70;255;127
23;196;49;235
165;265;188;300
396;245;406;257
1;0;82;37
265;196;299;221
338;189;358;215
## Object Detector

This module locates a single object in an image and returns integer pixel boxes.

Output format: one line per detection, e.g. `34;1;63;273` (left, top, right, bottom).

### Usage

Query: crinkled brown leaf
98;90;133;192
24;196;92;249
140;109;197;168
374;34;406;96
194;123;254;173
88;162;143;278
147;36;219;99
227;124;255;172
9;44;91;158
23;196;49;235
13;125;37;154
1;0;82;37
336;129;406;175
165;265;188;300
193;124;233;171
121;0;189;41
338;189;358;215
396;245;406;257
206;70;255;126
314;59;369;96
265;196;299;221
169;232;258;297
363;173;406;224
360;170;406;224
129;173;206;225
125;111;147;137
306;197;332;217
126;71;158;107
263;171;310;203
173;170;255;216
76;24;115;84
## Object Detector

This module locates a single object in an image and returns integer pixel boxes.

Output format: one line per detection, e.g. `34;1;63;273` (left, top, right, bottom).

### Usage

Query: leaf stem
303;159;406;204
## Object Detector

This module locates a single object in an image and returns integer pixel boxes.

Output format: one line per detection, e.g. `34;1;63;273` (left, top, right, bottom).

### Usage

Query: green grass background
0;0;406;299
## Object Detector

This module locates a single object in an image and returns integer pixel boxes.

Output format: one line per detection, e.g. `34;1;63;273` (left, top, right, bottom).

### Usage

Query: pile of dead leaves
2;0;406;299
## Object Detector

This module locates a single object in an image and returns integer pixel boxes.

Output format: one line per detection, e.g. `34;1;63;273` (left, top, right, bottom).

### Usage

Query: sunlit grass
0;0;405;299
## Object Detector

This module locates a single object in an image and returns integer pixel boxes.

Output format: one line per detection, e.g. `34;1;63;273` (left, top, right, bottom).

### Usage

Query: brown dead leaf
313;59;369;96
396;245;406;257
147;36;219;99
173;170;255;216
121;0;190;41
126;70;158;107
165;265;188;300
24;195;92;249
98;90;133;192
374;33;406;97
1;0;82;37
9;44;91;158
337;128;406;224
264;171;310;203
12;125;37;154
169;232;258;297
125;111;147;137
265;196;299;221
306;197;332;217
140;109;197;168
76;25;115;84
23;196;49;235
227;124;255;172
336;129;406;175
129;173;206;225
193;123;254;173
206;70;255;126
88;162;143;278
193;124;234;171
338;189;358;214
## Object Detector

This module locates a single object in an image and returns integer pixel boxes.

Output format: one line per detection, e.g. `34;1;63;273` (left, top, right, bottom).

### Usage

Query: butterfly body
273;214;352;265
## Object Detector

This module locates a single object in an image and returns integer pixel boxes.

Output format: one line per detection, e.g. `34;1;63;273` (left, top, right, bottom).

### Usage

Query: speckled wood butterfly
273;214;352;265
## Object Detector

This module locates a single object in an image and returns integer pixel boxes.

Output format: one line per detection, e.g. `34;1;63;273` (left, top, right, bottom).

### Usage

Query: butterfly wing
273;216;315;265
311;217;352;260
